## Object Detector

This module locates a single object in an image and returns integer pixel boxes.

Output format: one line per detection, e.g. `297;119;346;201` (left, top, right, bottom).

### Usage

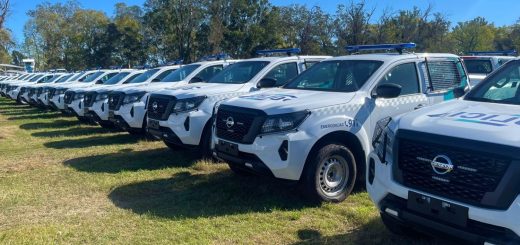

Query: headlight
171;96;206;113
73;93;84;100
96;93;109;101
123;92;146;104
260;110;310;134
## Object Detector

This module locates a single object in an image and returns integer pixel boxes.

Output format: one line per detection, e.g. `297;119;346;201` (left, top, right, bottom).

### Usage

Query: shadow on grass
32;127;117;138
44;134;140;149
8;112;63;121
64;148;197;173
109;170;317;219
292;221;440;245
20;120;80;130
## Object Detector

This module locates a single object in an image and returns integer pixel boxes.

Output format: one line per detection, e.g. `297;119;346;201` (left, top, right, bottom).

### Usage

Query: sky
6;0;520;44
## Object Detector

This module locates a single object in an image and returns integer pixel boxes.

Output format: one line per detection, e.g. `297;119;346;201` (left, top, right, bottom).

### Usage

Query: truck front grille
215;105;266;144
394;130;519;210
108;92;124;110
147;95;175;120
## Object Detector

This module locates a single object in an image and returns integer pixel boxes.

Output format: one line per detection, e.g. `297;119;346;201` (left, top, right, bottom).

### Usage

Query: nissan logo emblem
430;155;454;175
226;117;235;128
152;101;158;111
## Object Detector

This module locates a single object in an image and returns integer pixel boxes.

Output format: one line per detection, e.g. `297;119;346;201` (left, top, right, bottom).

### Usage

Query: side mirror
257;78;277;88
189;76;203;83
95;80;103;84
151;78;161;82
453;86;467;98
373;83;402;99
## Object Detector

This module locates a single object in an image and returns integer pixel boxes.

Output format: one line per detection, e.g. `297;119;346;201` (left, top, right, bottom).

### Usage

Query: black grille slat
48;88;56;98
147;95;175;120
396;137;511;207
215;105;266;144
108;92;124;110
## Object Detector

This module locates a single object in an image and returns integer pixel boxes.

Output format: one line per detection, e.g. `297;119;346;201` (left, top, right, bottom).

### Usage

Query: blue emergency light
468;50;518;56
164;59;184;66
346;43;416;54
199;53;231;61
256;48;301;56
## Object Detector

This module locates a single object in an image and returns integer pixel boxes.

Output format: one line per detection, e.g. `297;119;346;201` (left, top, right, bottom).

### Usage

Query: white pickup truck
367;57;520;244
109;60;236;135
213;43;469;203
146;50;329;156
462;50;516;86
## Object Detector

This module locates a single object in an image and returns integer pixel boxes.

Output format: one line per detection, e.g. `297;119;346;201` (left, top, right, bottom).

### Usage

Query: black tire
380;212;421;237
128;128;145;135
299;143;357;203
164;141;183;152
228;163;252;176
199;122;213;159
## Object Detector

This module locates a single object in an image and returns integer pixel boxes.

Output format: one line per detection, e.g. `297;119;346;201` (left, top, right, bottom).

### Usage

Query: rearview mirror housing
257;78;277;88
372;83;402;99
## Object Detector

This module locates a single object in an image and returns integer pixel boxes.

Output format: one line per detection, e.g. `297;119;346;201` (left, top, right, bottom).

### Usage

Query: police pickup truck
462;50;516;86
49;70;101;111
110;59;236;135
213;43;469;203
368;58;520;244
146;49;329;157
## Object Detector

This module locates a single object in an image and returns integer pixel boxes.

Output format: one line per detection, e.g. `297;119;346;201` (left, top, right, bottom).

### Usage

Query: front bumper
67;98;87;117
90;100;109;121
212;130;314;181
50;95;66;110
113;102;146;129
153;110;211;147
367;152;520;241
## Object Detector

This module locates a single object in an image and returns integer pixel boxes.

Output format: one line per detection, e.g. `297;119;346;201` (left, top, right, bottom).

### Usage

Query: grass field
0;97;442;244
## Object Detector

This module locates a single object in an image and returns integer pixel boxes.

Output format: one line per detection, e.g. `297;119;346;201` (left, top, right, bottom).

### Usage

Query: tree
334;0;374;53
450;17;496;54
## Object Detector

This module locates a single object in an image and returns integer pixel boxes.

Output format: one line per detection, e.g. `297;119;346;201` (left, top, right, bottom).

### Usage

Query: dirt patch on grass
0;125;17;139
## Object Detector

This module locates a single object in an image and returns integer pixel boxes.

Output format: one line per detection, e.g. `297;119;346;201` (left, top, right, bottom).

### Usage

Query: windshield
103;72;130;85
42;75;62;83
284;60;383;92
55;74;74;83
81;71;104;83
466;60;520;105
29;74;43;82
208;61;269;84
128;69;159;84
160;64;200;82
463;59;493;74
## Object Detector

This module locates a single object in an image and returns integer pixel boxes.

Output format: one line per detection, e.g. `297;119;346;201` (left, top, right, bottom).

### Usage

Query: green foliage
450;17;496;54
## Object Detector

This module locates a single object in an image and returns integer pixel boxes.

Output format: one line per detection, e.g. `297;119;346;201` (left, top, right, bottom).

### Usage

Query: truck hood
398;99;520;147
222;88;357;115
56;82;95;90
154;83;245;99
116;82;182;94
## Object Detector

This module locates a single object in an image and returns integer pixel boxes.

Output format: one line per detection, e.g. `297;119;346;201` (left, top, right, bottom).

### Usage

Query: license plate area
148;119;160;130
217;140;239;156
407;191;468;227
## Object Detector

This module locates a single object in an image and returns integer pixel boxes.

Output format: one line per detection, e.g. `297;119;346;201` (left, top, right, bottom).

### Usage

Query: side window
155;69;174;81
378;63;420;95
124;74;141;84
264;62;298;86
425;60;464;91
304;61;319;69
197;65;223;82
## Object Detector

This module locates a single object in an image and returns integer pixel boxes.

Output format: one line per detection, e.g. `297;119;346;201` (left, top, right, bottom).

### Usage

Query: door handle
414;104;426;110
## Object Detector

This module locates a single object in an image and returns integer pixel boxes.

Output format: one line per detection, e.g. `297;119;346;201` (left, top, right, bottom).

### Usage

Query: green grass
0;97;441;244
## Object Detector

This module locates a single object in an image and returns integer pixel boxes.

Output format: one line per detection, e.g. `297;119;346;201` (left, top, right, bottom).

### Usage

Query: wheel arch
304;130;367;184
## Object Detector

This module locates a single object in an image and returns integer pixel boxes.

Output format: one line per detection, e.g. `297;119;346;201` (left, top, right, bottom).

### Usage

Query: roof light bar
468;50;518;56
199;53;231;61
164;59;184;66
256;48;301;56
346;43;416;54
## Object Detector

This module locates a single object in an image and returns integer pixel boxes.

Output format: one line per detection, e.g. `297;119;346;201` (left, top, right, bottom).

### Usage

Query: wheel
228;163;252;176
299;143;357;203
164;141;183;151
380;212;421;237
